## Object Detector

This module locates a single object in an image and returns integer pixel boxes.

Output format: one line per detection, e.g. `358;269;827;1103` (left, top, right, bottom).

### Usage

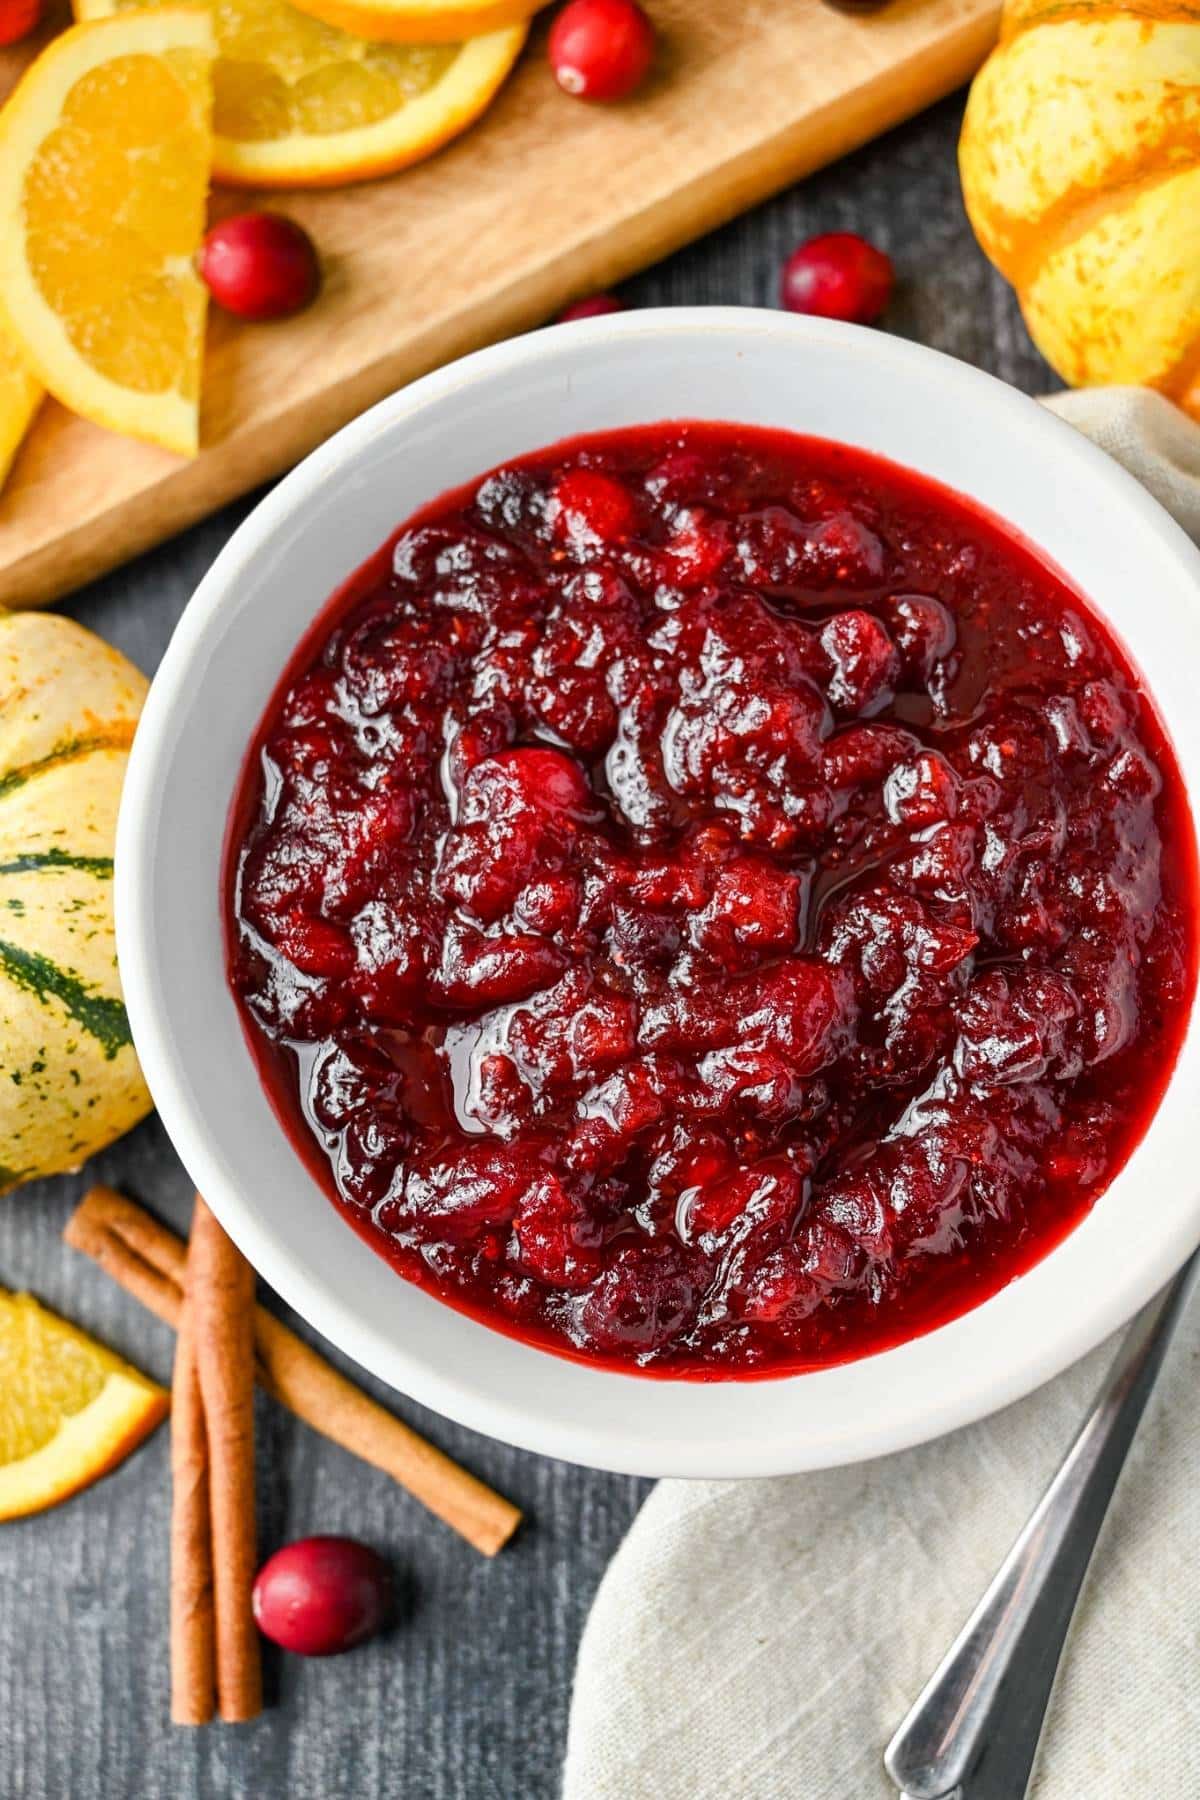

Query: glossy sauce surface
227;423;1197;1377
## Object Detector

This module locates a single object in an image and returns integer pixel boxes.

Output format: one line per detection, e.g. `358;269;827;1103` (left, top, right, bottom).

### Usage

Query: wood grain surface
0;90;1054;1800
0;0;999;608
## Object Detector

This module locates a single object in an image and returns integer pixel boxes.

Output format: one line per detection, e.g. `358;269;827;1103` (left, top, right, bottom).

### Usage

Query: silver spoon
884;1249;1200;1800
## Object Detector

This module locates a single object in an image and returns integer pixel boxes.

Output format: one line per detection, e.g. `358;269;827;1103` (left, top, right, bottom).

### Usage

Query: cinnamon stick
187;1199;262;1724
169;1306;216;1726
65;1187;521;1556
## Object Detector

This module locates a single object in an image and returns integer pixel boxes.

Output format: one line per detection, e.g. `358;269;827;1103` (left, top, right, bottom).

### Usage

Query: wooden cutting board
0;0;999;608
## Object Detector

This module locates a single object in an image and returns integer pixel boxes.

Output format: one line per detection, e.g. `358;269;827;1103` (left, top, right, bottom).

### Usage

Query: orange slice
0;1288;168;1520
75;0;528;188
0;324;42;495
286;0;543;46
0;12;214;456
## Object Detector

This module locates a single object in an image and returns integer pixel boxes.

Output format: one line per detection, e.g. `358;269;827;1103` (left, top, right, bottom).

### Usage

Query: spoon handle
884;1252;1200;1800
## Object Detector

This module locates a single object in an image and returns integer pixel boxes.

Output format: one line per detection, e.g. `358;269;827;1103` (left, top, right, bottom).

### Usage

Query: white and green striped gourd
0;610;151;1192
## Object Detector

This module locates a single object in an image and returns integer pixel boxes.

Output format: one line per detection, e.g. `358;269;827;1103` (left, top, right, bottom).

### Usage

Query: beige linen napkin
1046;388;1200;541
563;387;1200;1800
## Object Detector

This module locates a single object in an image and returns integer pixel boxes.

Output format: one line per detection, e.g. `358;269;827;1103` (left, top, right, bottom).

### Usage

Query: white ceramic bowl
117;307;1200;1478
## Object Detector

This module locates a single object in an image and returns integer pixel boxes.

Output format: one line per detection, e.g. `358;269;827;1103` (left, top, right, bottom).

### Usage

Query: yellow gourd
959;0;1200;417
0;611;151;1192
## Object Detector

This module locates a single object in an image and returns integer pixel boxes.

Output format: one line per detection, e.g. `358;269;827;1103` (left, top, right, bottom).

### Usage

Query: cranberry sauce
226;423;1197;1378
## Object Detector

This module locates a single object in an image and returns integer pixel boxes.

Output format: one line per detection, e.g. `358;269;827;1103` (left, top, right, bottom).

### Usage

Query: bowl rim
116;305;1200;1477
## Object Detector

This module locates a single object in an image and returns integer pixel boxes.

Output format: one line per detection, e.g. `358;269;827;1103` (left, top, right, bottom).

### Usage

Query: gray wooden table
0;90;1052;1800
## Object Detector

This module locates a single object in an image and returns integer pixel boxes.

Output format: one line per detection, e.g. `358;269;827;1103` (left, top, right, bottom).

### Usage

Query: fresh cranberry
0;0;40;44
781;232;894;325
200;213;320;321
549;0;656;101
253;1538;392;1656
557;293;624;322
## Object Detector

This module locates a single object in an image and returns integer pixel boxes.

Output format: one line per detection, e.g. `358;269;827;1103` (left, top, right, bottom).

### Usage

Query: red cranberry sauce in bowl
226;423;1197;1379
